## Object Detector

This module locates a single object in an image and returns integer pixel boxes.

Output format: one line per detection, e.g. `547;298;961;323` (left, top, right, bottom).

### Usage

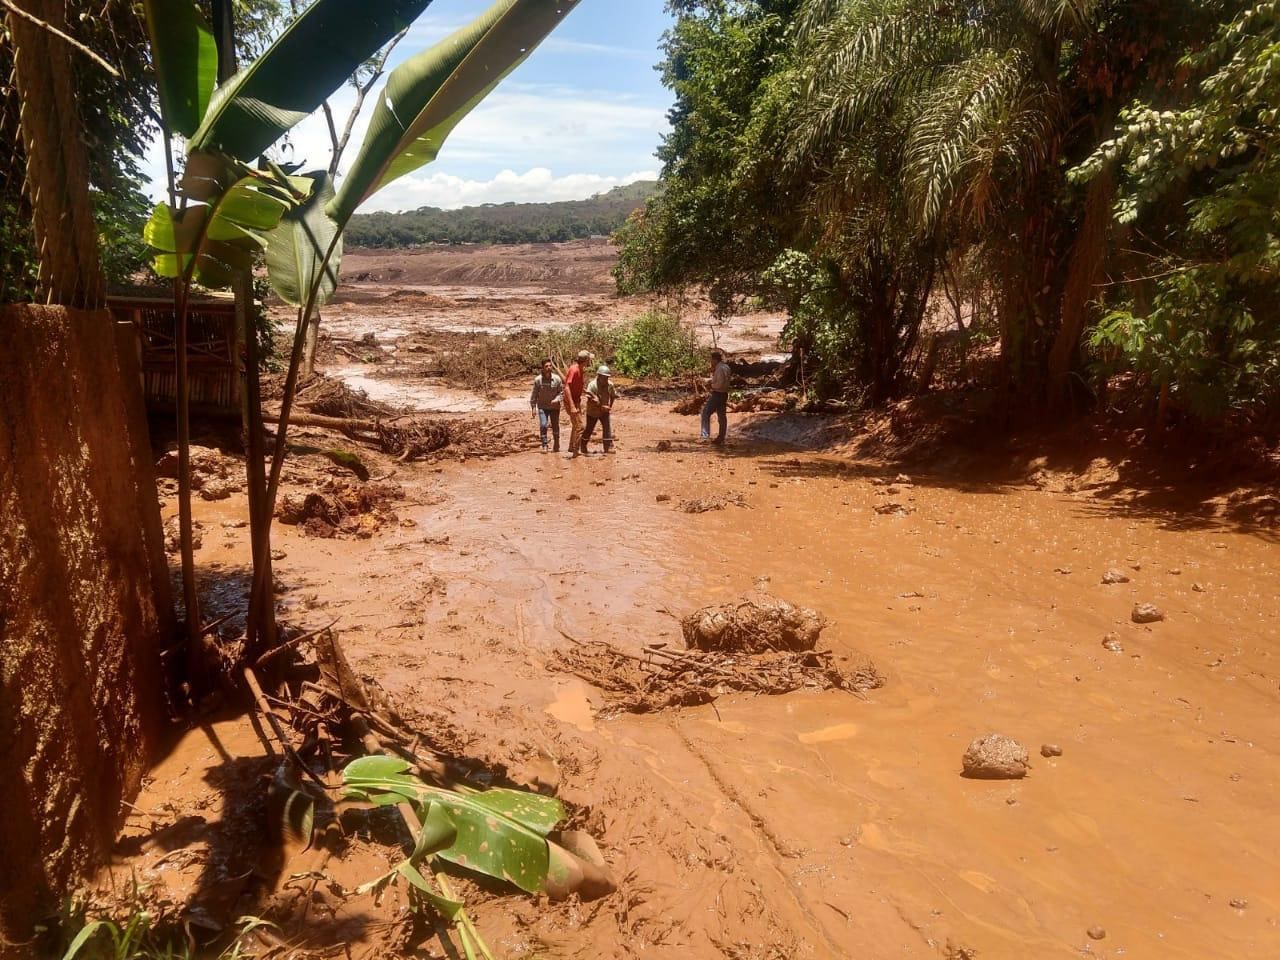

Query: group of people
528;348;733;456
528;350;618;457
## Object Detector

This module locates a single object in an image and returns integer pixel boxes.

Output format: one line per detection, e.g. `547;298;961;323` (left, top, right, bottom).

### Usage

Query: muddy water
391;410;1278;958
176;392;1280;958
648;455;1280;958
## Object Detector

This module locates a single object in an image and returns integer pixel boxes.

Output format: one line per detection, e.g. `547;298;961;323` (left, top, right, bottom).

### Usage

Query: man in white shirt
701;350;731;445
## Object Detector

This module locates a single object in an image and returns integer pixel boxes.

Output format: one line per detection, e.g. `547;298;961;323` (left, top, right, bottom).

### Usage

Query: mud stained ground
159;243;1279;959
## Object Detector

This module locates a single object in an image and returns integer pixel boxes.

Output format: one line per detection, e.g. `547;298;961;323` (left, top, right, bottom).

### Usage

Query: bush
613;310;703;378
526;322;621;371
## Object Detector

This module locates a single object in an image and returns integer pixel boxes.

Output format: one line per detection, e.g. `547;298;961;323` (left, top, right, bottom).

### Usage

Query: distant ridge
346;181;657;248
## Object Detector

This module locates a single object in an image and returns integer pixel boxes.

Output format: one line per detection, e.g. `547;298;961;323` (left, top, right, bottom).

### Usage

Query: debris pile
682;594;827;653
296;374;398;420
551;640;880;715
678;492;747;514
551;594;878;715
672;393;706;415
276;479;404;538
155;444;245;500
374;417;525;462
729;390;791;413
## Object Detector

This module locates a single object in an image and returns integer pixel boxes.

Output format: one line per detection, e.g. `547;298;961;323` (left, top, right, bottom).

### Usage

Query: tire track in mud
671;719;860;959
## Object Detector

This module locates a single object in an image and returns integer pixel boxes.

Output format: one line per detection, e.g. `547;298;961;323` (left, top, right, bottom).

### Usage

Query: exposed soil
101;242;1280;960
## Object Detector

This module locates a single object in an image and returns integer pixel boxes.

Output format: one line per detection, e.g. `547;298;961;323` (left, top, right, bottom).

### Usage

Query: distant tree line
346;181;657;248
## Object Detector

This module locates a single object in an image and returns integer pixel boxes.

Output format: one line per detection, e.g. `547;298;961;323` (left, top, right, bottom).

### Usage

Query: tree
1073;1;1280;419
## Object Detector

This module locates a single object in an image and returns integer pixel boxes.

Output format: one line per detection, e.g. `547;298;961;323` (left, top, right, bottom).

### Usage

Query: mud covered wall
0;305;173;944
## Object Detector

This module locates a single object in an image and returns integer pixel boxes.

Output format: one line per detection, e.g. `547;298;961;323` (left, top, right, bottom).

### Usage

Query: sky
145;0;674;212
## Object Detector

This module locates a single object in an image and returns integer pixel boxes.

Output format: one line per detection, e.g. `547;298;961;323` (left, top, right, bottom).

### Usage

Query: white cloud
141;80;669;212
360;167;657;211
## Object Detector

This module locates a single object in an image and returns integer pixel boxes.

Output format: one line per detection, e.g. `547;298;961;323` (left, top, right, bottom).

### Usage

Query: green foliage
329;0;580;224
620;0;1280;417
612;311;703;379
145;155;307;287
58;910;271;960
187;0;433;160
141;0;217;137
528;321;622;371
264;170;343;306
1072;0;1280;415
343;755;566;895
346;181;655;247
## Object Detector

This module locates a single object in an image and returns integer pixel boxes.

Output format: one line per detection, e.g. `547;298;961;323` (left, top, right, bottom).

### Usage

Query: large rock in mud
962;734;1030;780
682;594;827;653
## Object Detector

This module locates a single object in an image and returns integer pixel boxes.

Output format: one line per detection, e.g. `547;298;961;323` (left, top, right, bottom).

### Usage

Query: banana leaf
328;0;580;224
142;0;217;137
343;755;566;895
145;157;310;288
188;0;436;162
265;171;343;307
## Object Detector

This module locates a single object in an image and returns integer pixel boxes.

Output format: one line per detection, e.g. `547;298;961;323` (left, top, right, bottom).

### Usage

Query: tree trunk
1046;168;1115;412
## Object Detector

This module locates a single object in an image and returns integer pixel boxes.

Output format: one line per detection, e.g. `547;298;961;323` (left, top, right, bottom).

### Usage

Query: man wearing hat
563;350;591;458
581;365;618;454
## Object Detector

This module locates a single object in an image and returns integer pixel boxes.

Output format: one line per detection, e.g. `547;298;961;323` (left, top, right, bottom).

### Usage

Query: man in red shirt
563;350;590;458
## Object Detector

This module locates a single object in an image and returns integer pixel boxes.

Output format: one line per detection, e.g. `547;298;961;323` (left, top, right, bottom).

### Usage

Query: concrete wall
0;305;173;945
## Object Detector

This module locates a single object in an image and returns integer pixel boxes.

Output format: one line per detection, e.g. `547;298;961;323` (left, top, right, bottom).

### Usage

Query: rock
656;493;672;503
874;502;912;516
163;517;203;553
270;549;286;561
199;479;234;501
1192;582;1206;593
567;494;581;502
1055;566;1072;575
655;439;672;452
1087;926;1106;941
1132;602;1165;624
961;734;1029;780
277;493;308;526
221;519;247;529
1101;568;1130;584
1102;633;1124;653
1040;744;1063;758
894;474;911;484
1229;898;1248;910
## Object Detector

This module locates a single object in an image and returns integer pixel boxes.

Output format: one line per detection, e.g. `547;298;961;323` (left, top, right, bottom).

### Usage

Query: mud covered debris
549;639;881;716
682;594;827;653
155;444;245;498
962;734;1030;780
678;492;747;513
276;479;404;538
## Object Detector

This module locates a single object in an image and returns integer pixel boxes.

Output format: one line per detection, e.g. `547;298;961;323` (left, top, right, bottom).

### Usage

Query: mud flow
110;244;1280;960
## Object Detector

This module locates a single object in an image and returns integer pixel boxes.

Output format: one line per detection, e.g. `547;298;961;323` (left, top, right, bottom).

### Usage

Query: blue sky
147;0;674;211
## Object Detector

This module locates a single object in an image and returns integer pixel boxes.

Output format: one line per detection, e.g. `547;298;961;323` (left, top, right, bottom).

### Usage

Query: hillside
346;180;657;248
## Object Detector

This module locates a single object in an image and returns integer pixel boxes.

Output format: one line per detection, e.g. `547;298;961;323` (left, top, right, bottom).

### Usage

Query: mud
108;244;1280;959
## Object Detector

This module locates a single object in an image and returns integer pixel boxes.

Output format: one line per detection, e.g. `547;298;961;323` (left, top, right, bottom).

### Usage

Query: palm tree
789;0;1192;407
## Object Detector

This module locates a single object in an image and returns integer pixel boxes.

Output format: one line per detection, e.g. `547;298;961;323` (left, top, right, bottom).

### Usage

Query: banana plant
344;755;568;960
139;0;436;642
